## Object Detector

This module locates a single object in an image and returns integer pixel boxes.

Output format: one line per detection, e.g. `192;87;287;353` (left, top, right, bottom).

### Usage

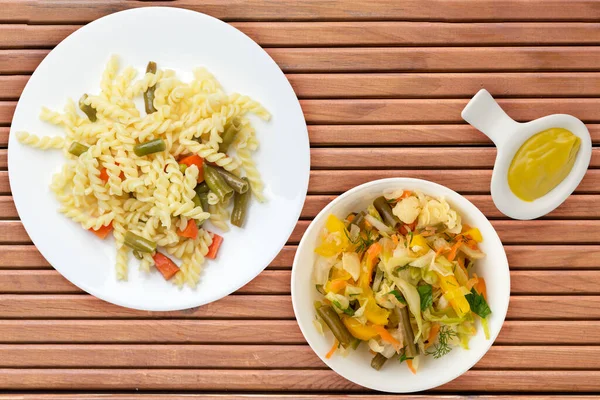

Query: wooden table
1;0;600;398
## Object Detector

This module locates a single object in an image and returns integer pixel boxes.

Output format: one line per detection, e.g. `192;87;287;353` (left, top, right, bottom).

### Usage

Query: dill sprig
426;325;458;359
344;226;377;254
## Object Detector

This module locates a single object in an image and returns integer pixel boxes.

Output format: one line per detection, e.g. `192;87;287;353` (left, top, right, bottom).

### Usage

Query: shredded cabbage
364;214;392;234
342;252;361;281
312;255;337;286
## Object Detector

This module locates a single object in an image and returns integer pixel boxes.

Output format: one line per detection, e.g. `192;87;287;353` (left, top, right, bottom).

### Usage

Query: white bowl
462;89;592;220
8;7;310;311
291;178;510;393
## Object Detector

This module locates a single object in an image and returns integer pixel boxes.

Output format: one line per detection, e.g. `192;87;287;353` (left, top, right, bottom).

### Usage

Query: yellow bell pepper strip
373;325;402;352
325;268;352;294
342;317;380;341
358;293;390;326
464;227;483;243
410;234;430;255
315;214;349;257
437;273;471;317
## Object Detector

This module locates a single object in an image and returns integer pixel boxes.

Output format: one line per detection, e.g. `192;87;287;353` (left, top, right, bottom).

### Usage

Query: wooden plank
308;169;600;194
300;99;600;124
8;73;600;100
3;270;600;296
0;344;599;370
4;0;600;22
310;148;600;169
0;127;9;146
4;23;600;48
0;320;596;345
0;396;593;400
0;101;15;124
307;125;600;145
5;48;600;74
0;294;296;319
0;292;597;320
0;369;599;391
2;244;599;270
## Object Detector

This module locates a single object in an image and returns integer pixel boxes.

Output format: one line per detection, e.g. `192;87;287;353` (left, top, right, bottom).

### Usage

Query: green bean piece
198;192;210;213
370;353;388;371
231;178;251;227
351;338;361;350
374;196;400;229
192;194;202;209
316;305;354;348
68;142;89;157
132;250;143;260
218;118;242;153
386;307;400;329
203;164;233;203
179;163;188;174
78;94;97;122
399;306;417;358
143;61;157;114
194;182;210;195
213;165;249;194
134;139;166;157
124;231;157;253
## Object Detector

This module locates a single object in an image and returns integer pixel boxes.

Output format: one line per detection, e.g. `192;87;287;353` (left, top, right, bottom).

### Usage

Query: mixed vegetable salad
312;190;491;373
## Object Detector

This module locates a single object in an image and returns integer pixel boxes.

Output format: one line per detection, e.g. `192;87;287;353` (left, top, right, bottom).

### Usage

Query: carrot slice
179;155;204;183
99;168;109;183
447;239;463;262
326;339;339;359
206;234;224;259
373;325;402;352
424;323;440;349
474;274;487;300
89;222;112;239
177;219;198;239
152;252;180;280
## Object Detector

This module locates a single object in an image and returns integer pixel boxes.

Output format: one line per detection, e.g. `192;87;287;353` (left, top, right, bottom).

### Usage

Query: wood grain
3;270;600;296
4;0;600;22
0;320;597;345
5;48;600;74
0;369;599;391
4;22;600;48
0;396;592;400
0;344;598;370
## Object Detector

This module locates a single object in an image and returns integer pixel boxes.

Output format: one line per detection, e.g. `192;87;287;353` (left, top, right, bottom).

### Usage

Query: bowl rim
291;177;510;393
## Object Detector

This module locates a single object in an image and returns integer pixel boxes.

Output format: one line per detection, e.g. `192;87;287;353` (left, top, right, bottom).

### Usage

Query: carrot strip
326;339;339;359
424;323;441;349
406;359;417;374
391;235;399;246
152;252;180;280
447;240;463;262
99;168;109;183
398;190;412;200
206;234;224;259
373;325;402;352
177;219;198;239
89;222;112;239
474;274;487;300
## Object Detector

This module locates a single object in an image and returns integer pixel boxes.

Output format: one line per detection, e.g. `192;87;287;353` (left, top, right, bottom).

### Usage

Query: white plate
291;178;510;393
8;7;310;311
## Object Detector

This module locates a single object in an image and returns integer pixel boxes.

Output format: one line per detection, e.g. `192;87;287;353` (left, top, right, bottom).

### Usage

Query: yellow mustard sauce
508;128;581;202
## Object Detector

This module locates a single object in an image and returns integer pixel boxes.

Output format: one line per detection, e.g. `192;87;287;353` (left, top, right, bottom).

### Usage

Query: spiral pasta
16;55;270;288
